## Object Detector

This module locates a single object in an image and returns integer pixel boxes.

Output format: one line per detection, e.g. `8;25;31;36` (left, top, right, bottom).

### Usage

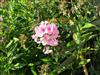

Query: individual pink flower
43;46;53;54
32;35;41;44
42;35;58;46
47;39;58;46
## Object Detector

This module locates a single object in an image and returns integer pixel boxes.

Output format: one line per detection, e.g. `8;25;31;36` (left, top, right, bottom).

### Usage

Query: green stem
83;65;89;75
80;53;89;75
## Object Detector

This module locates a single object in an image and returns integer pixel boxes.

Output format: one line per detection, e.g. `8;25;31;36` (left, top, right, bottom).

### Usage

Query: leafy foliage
0;0;100;75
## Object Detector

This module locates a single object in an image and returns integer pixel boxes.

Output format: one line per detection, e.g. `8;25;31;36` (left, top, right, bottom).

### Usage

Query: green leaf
20;0;27;3
79;59;91;66
11;63;26;70
81;32;93;38
41;57;51;63
37;46;42;49
81;33;97;44
80;47;92;53
66;42;71;47
0;56;6;61
13;37;19;43
81;23;94;29
28;63;34;67
29;63;37;75
6;40;13;48
12;53;23;60
73;33;80;44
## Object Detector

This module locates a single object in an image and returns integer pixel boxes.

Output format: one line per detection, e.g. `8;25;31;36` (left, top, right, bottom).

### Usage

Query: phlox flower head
32;21;59;46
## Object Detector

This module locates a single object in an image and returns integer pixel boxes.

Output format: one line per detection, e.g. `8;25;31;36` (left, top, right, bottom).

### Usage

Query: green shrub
0;0;100;75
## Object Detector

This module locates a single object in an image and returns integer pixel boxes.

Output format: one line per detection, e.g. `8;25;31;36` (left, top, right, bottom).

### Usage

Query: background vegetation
0;0;100;75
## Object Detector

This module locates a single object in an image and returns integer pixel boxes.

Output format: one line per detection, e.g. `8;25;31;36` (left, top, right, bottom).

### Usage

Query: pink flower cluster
32;21;59;54
32;21;59;46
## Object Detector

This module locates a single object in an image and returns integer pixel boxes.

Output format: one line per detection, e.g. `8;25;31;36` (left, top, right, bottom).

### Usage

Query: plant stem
80;53;89;75
83;65;89;75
